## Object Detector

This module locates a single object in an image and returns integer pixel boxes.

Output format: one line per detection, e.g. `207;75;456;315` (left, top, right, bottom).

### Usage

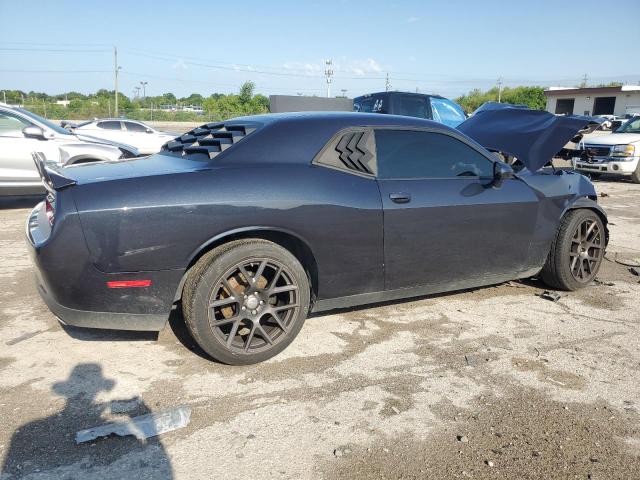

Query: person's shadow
1;363;173;479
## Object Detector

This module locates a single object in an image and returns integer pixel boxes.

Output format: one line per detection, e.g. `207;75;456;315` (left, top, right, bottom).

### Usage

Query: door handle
389;193;411;204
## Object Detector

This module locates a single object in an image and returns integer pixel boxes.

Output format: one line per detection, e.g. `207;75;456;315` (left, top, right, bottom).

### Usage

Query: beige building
544;85;640;117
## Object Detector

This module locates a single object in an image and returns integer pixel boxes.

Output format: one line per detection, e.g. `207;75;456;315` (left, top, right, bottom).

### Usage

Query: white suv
573;116;640;183
0;104;139;196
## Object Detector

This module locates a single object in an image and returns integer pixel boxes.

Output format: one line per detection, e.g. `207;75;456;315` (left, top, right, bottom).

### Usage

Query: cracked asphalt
1;178;639;479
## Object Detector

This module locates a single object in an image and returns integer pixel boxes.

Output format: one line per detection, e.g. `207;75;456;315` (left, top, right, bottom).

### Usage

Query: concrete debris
599;192;609;198
538;291;561;302
75;405;191;444
5;330;45;346
391;406;400;415
485;460;494;467
593;278;615;286
457;435;469;443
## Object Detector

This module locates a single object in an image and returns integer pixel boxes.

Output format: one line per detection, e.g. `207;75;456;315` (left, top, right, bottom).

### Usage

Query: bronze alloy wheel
569;217;604;283
207;258;300;353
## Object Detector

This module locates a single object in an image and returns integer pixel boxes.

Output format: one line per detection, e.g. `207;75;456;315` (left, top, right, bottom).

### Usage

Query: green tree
455;86;546;113
239;81;255;104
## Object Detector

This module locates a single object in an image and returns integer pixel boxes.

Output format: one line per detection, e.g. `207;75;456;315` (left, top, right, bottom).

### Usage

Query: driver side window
0;111;30;135
375;129;494;179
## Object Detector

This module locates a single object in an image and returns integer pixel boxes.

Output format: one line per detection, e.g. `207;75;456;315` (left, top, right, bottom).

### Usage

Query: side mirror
22;125;46;140
492;162;514;189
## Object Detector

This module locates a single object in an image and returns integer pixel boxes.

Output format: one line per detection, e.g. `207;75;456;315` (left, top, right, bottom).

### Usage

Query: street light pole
140;81;148;100
114;46;120;117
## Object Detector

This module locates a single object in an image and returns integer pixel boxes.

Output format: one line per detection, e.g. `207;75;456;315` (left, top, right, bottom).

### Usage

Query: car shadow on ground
0;363;174;478
0;195;43;210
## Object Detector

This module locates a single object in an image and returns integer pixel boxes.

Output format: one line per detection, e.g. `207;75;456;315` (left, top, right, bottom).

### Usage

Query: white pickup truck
572;116;640;183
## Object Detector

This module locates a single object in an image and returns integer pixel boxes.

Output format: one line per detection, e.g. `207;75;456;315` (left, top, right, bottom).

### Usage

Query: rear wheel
540;209;605;291
183;239;310;365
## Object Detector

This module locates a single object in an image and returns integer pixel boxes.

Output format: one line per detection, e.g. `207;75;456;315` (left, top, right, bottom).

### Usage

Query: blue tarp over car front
457;102;602;171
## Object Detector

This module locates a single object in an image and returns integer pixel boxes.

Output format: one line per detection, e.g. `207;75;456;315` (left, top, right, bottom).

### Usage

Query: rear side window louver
162;122;257;160
314;129;377;176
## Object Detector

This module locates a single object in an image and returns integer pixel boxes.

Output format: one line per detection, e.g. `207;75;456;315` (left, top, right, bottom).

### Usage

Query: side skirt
312;267;541;313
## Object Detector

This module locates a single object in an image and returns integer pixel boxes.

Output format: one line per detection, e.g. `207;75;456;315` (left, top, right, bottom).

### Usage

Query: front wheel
631;162;640;184
182;239;310;365
540;209;606;291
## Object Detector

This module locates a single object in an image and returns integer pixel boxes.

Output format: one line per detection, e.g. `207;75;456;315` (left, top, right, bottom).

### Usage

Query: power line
0;47;110;53
0;69;110;73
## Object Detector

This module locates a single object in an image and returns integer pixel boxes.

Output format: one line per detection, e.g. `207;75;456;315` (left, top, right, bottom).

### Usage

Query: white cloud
283;58;385;77
171;59;188;71
344;58;383;76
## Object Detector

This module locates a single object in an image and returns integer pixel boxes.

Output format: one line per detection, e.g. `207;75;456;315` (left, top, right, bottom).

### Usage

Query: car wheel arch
175;227;319;304
563;196;609;246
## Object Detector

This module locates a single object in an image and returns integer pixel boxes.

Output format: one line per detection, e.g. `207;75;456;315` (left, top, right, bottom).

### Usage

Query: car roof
353;91;445;100
227;111;449;130
94;118;145;123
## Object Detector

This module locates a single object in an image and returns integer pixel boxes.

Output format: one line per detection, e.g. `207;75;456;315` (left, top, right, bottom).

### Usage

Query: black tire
631;163;640;184
182;239;310;365
540;209;606;291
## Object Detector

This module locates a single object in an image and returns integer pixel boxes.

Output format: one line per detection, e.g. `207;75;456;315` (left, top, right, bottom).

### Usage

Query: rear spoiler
32;152;77;192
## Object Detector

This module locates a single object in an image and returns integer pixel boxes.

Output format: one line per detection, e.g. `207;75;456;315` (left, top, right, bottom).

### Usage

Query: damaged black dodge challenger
27;104;608;364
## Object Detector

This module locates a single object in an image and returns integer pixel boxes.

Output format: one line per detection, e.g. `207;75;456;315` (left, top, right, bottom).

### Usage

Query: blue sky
1;0;638;99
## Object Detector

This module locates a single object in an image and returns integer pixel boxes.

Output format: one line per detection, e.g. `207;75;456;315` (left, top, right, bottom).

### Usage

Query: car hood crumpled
457;102;603;171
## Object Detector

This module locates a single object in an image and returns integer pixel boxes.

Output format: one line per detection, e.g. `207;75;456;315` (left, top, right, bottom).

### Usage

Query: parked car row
0;104;140;196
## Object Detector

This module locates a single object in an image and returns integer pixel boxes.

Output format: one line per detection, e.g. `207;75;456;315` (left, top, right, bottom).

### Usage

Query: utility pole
114;46;120;117
140;81;148;101
497;76;503;103
324;60;334;98
385;73;391;92
340;89;347;98
580;73;588;88
2;91;5;104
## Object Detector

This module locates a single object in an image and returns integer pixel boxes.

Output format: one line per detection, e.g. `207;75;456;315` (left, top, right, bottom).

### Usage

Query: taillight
45;194;55;227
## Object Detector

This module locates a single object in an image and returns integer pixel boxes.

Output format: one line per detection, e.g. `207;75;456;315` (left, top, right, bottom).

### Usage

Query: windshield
16;107;72;135
615;117;640;134
430;97;467;128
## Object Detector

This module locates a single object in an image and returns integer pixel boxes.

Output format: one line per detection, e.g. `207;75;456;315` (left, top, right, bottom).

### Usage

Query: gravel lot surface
0;179;639;479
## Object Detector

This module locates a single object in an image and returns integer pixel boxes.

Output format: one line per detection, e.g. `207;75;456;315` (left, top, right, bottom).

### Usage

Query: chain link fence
15;103;258;123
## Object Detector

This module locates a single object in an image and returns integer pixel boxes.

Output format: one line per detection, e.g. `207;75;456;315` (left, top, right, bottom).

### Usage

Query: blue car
27;106;607;365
